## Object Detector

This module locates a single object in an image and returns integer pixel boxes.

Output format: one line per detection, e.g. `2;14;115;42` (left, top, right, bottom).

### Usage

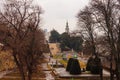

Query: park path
0;70;13;78
41;58;55;80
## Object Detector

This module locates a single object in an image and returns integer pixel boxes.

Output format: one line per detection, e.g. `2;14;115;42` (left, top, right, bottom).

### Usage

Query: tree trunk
116;28;120;80
13;53;25;80
115;60;120;80
100;66;103;80
19;66;25;80
110;59;114;80
90;31;96;56
28;73;32;80
27;68;32;80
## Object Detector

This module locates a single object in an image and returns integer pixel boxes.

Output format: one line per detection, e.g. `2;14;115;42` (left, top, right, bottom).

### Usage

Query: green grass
53;54;62;59
59;60;67;67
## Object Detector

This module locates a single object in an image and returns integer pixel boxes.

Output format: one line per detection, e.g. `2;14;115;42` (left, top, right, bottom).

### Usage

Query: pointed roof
66;21;69;27
65;21;69;34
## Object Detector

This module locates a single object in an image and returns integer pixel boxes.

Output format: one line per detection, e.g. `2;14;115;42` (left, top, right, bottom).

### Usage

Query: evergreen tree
60;32;83;52
60;32;71;51
70;36;83;52
49;29;60;43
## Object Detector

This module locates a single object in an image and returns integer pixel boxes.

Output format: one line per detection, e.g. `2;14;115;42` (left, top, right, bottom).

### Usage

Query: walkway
0;70;13;78
42;63;55;80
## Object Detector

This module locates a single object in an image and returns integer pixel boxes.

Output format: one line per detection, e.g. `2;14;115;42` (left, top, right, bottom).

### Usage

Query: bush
91;65;102;74
86;56;102;74
69;58;81;75
86;56;94;71
66;58;74;71
91;56;102;74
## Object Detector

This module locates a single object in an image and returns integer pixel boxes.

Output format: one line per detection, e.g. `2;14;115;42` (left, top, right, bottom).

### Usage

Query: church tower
65;21;69;34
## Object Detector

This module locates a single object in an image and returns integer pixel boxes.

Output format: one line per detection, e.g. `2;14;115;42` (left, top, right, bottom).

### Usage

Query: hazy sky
0;0;89;33
34;0;89;33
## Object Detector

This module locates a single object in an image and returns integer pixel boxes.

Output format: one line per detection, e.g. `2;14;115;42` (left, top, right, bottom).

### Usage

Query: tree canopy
60;32;83;52
49;29;60;43
77;0;120;79
0;0;45;80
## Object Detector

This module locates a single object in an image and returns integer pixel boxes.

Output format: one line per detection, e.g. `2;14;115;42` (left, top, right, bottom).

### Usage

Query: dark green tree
70;36;83;52
60;32;83;52
69;58;81;75
49;29;60;43
60;32;71;51
66;58;74;71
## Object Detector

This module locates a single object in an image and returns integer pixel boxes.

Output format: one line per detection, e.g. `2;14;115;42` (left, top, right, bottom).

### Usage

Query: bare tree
77;0;120;80
89;0;120;79
0;0;45;80
91;0;120;80
77;6;98;56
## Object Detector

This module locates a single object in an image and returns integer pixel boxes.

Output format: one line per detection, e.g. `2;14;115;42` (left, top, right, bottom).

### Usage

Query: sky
0;0;90;33
34;0;90;33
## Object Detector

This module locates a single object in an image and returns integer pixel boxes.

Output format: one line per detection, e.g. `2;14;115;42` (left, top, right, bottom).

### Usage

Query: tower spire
65;21;69;34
